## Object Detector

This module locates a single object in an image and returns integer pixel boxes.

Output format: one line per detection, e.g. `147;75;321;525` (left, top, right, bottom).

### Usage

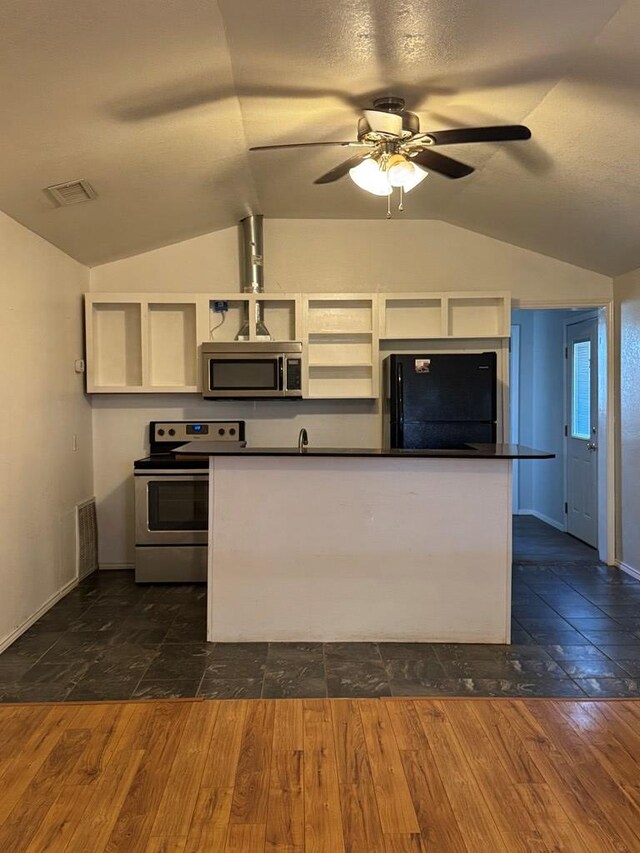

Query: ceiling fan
250;96;531;215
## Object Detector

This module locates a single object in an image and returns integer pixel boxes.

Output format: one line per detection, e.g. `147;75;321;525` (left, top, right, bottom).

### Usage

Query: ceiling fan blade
314;152;372;184
425;125;531;145
363;109;403;136
410;149;474;179
250;141;367;151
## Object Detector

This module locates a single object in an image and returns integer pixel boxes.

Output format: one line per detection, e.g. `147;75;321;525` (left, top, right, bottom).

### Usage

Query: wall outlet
74;358;85;373
213;300;229;313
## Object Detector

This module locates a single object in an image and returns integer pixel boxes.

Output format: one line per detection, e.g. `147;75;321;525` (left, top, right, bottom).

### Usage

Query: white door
566;318;598;546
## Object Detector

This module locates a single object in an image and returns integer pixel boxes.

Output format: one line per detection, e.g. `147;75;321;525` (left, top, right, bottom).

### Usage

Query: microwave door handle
278;357;285;392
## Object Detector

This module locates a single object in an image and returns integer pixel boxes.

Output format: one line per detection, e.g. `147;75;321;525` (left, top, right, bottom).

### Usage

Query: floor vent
46;180;97;206
77;498;98;578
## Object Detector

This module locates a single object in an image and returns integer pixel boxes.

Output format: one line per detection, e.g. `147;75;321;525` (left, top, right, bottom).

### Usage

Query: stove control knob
157;429;165;436
218;428;226;436
168;428;176;436
229;428;236;436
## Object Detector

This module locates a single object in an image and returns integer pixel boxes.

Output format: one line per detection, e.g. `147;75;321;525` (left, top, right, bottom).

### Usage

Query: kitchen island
177;444;553;644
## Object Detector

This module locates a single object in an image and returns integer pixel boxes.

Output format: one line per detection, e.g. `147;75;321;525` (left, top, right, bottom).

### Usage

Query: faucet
298;428;309;452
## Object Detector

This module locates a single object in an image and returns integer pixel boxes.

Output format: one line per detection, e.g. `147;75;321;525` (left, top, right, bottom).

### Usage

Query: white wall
90;219;612;567
91;218;611;301
615;267;640;573
0;211;92;648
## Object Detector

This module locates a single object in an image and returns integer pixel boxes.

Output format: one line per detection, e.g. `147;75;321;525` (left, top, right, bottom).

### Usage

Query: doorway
510;307;610;561
566;317;598;547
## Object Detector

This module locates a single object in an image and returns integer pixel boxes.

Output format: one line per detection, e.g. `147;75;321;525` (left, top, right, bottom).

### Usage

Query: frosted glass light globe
402;164;428;192
349;158;392;196
387;155;416;187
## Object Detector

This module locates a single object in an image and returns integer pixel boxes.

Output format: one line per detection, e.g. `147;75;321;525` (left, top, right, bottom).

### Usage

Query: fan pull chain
399;186;404;212
386;193;391;219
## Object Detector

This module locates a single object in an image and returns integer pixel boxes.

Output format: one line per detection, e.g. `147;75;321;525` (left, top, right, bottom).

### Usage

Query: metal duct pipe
240;214;264;294
236;214;271;340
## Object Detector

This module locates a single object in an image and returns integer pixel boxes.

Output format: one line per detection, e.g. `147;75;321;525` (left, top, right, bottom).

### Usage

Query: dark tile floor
1;516;639;701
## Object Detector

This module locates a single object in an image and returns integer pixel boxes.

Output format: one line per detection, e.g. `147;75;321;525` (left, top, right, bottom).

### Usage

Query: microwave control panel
286;359;302;391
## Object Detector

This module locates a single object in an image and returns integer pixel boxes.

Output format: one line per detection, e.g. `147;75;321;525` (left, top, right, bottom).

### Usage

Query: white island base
207;455;512;644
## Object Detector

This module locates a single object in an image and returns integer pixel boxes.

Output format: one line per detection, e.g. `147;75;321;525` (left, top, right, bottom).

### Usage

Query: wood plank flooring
1;698;640;852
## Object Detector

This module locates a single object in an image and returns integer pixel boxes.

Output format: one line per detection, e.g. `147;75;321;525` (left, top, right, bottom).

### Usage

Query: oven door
134;472;208;546
204;353;285;398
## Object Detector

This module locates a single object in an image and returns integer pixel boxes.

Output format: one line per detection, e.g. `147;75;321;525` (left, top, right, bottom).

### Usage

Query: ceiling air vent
46;180;97;206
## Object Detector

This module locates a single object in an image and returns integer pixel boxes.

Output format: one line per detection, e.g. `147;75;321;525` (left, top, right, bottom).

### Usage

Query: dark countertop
173;442;555;460
134;454;209;470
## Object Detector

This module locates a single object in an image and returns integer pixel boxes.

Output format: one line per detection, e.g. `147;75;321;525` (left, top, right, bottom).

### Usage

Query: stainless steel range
133;420;245;582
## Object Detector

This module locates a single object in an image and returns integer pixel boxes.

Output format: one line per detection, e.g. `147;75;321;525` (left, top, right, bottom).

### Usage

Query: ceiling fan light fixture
386;154;413;187
401;163;428;192
384;154;428;192
349;158;391;196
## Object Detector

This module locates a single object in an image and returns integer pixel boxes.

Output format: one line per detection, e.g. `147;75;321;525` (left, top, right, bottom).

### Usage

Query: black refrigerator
383;353;497;449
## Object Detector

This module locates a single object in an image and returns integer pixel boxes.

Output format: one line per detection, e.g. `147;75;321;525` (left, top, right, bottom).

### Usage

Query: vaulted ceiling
0;0;638;274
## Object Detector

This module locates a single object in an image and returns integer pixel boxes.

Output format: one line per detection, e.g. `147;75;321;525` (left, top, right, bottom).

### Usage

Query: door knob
586;442;597;451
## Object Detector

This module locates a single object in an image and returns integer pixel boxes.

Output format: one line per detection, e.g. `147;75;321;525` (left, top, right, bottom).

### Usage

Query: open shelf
208;299;250;343
149;303;197;387
308;330;373;337
447;297;507;337
381;297;444;339
307;364;374;398
91;302;142;388
309;362;373;368
308;333;374;368
259;299;297;341
306;298;373;334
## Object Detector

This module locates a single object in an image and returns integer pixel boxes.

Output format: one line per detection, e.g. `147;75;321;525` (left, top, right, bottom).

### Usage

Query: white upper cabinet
85;290;510;396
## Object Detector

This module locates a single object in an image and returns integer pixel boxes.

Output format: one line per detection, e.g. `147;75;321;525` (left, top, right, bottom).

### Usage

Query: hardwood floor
1;698;640;851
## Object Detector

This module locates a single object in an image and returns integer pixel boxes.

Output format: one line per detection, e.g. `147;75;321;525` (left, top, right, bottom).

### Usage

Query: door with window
566;318;598;546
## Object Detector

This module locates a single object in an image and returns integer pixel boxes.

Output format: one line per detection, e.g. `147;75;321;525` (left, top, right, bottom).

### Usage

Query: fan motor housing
358;111;420;140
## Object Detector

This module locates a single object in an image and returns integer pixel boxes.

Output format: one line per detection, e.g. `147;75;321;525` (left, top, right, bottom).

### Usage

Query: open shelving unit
85;290;509;397
379;292;510;340
446;295;508;338
302;296;378;398
207;294;300;343
86;294;206;393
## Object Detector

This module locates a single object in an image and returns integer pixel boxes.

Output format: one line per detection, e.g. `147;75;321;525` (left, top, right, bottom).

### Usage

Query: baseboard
79;565;97;581
517;509;566;533
99;562;134;571
617;560;640;582
0;577;78;654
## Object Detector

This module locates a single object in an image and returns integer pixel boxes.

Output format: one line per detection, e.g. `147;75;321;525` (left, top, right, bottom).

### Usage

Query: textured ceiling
0;0;638;274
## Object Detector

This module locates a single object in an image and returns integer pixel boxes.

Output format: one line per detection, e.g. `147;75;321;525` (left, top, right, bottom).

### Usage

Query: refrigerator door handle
397;362;404;448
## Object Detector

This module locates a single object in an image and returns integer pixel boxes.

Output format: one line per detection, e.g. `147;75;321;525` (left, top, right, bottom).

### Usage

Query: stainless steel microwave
201;342;303;399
